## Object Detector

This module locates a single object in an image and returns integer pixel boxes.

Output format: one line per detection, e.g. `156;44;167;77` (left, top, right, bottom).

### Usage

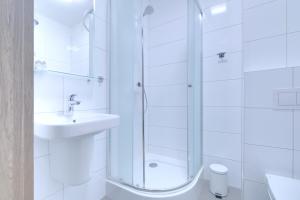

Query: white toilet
266;174;300;200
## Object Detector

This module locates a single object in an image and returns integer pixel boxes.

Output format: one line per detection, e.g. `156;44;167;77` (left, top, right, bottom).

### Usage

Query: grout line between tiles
244;142;293;151
243;0;279;11
149;38;186;49
204;23;242;35
244;33;286;44
204;154;242;164
149;16;186;30
203;77;243;83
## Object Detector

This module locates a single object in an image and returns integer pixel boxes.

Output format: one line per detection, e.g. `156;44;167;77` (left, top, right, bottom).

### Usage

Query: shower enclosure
108;0;203;193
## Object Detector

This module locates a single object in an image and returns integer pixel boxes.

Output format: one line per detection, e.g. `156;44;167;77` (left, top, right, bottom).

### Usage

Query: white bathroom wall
201;1;300;199
145;0;188;161
243;0;300;199
34;0;108;199
200;0;243;189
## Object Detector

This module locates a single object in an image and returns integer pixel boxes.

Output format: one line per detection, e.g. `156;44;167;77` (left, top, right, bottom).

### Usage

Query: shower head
143;5;154;17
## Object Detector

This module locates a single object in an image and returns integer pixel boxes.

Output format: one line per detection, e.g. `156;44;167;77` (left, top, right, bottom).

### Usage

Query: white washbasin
34;112;120;185
34;112;120;140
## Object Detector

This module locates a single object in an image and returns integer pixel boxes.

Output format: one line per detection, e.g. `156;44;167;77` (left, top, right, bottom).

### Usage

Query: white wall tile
34;73;64;113
149;17;187;47
203;155;241;188
294;150;300;179
244;35;286;72
204;131;241;161
243;180;269;200
294;111;300;151
149;40;186;67
244;144;293;183
148;126;187;151
203;0;242;32
146;84;187;107
149;0;187;28
295;67;300;87
287;0;300;33
203;52;242;81
147;107;187;129
34;137;49;158
204;79;242;107
203;25;242;57
34;157;63;200
146;62;187;85
243;0;276;10
245;68;293;107
287;32;300;67
243;0;286;41
203;107;242;133
245;108;293;149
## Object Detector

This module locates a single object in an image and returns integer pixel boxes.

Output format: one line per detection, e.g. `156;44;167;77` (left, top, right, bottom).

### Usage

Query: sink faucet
66;94;81;115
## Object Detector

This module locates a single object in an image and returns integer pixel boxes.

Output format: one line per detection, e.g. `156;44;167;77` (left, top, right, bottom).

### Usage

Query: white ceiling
35;0;93;27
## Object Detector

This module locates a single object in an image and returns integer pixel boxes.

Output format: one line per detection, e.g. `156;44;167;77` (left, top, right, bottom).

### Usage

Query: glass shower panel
109;0;143;186
108;0;203;191
187;0;203;179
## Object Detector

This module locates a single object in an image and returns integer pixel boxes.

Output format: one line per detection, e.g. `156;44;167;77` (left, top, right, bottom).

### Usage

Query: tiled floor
199;180;241;200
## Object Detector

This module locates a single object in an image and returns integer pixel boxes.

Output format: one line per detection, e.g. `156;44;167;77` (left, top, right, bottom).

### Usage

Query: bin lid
209;164;228;175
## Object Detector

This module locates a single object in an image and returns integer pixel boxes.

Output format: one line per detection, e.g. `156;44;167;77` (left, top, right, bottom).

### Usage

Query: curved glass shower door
108;0;203;191
187;0;203;181
108;0;144;187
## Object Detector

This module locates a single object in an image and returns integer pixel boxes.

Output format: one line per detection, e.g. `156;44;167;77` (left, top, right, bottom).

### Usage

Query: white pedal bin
209;164;228;197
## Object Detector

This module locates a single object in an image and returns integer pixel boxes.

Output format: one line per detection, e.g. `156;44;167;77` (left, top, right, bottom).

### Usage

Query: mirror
34;0;94;77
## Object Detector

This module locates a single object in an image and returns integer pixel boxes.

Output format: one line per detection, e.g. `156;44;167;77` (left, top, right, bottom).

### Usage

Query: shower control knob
137;82;142;87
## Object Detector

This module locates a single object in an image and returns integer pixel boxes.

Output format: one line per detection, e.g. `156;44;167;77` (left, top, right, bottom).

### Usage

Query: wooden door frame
0;0;34;199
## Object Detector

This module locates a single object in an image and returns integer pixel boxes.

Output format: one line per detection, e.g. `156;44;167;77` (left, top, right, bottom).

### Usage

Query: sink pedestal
49;135;95;185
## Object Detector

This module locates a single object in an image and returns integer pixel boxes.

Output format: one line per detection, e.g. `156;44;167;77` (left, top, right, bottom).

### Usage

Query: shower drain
149;162;158;168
